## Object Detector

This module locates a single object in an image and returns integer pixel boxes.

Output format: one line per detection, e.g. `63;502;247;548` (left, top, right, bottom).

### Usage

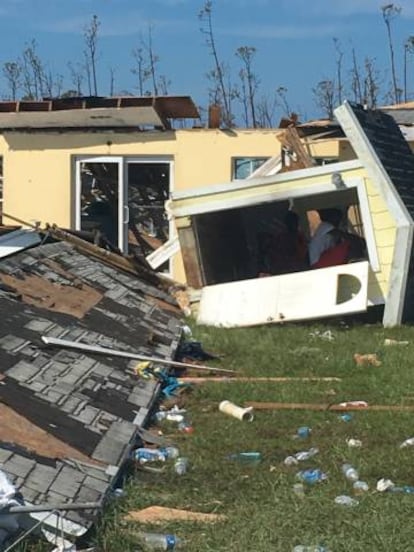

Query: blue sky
1;0;414;122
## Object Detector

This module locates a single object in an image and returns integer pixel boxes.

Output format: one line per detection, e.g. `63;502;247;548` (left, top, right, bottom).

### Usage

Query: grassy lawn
98;320;414;552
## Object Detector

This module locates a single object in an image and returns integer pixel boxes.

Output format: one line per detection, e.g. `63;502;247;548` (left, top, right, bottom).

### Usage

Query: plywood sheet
197;261;369;327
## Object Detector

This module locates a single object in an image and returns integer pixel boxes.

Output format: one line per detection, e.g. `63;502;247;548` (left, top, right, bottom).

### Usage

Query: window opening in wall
193;187;370;286
232;157;269;180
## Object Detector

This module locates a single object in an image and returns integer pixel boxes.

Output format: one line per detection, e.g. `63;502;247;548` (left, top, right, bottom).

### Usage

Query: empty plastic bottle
293;546;328;552
174;457;189;475
294;447;319;462
178;420;194;434
139;532;181;550
334;495;359;507
390;485;414;494
339;413;353;423
342;463;359;482
227;452;262;463
353;480;369;494
400;437;414;448
293;483;305;498
297;426;312;439
160;446;180;459
133;448;167;464
296;469;328;484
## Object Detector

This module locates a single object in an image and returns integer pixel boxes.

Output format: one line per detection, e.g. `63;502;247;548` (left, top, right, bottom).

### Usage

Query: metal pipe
41;336;235;374
2;501;102;515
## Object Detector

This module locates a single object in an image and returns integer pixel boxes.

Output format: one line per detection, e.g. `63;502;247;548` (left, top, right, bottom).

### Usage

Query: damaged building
170;102;414;328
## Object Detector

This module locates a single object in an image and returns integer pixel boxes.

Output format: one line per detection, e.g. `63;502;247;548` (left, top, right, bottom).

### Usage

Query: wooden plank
177;225;204;288
125;506;227;524
245;401;414;412
197;261;369;328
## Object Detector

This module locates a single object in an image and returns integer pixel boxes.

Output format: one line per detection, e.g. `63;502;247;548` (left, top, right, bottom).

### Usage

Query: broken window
192;186;372;286
232;157;269;180
76;157;172;272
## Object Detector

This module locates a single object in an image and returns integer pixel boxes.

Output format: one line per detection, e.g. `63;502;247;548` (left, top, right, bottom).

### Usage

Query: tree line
1;2;412;127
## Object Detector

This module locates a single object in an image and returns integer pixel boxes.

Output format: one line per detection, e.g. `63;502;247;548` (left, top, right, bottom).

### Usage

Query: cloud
277;0;414;18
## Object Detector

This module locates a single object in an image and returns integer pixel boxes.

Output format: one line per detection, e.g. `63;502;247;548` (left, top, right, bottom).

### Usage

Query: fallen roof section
0;239;183;546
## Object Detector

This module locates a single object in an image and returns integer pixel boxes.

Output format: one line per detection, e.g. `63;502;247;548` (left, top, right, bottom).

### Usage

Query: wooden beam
245;402;414;412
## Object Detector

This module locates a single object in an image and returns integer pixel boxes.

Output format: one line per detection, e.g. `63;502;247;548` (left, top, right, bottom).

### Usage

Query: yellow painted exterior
0;126;401;291
0;128;285;282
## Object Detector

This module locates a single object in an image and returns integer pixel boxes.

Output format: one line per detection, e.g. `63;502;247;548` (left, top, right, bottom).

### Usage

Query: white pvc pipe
219;400;254;422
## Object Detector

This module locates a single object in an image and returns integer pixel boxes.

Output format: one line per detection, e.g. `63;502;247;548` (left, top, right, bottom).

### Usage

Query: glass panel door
76;157;124;250
126;161;171;271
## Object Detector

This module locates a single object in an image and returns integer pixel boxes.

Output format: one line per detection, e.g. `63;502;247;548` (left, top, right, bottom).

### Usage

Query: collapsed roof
0;235;183;547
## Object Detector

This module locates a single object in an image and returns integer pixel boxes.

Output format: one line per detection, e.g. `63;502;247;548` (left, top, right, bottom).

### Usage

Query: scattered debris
384;338;409;346
296;469;327;484
124;506;227;524
219;400;254;422
227;452;262;464
334;495;359;507
399;437;414;448
346;438;363;448
353;353;382;367
309;330;335;341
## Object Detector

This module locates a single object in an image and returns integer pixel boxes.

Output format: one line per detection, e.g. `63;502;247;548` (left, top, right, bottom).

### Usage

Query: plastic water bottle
293;546;328;552
160;446;180;459
293;483;305;498
174;457;189;475
297;426;312;439
342;463;359;482
178;420;194;434
390;485;414;494
139;532;181;550
294;447;319;461
400;437;414;448
353;480;369;495
227;452;262;463
296;469;328;484
339;413;353;422
134;448;167;464
334;495;359;507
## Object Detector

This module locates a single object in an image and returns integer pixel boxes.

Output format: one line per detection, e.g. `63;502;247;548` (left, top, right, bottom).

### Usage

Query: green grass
96;321;414;551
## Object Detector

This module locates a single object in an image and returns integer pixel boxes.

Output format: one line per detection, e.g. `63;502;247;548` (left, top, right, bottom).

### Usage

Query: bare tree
404;36;414;102
275;86;292;117
236;46;259;127
131;44;149;95
313;79;335;119
3;61;21;100
255;94;278;127
363;57;381;108
109;66;115;96
199;0;234;126
67;62;84;96
350;46;363;104
146;24;159;96
333;38;343;105
382;4;402;104
21;39;45;99
84;14;100;96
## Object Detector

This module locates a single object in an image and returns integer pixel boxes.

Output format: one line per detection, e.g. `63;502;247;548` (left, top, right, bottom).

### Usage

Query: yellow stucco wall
0;128;399;289
0;128;283;281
